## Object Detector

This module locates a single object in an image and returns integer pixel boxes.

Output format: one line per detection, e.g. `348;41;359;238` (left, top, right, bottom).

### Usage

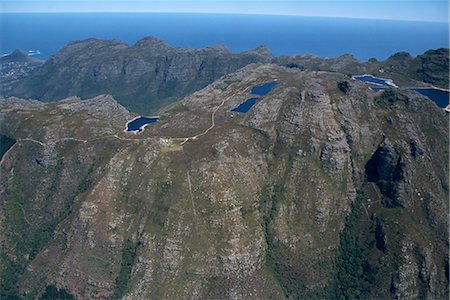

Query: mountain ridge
0;49;44;64
2;36;447;114
4;37;273;113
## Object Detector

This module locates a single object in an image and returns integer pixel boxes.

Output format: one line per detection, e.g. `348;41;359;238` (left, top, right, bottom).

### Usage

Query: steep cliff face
0;64;448;299
7;37;271;114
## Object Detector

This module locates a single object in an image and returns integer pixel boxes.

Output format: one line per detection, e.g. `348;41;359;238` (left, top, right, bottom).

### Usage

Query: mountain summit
0;49;43;64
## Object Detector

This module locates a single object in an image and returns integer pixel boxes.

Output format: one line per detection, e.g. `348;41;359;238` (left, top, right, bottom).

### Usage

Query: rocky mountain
4;37;272;114
274;48;450;89
0;50;43;64
381;48;449;89
409;48;449;88
0;63;448;299
0;50;44;93
2;37;448;115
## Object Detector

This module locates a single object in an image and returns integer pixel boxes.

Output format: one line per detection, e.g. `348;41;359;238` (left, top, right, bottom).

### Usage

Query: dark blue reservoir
409;88;449;108
127;117;159;132
251;81;278;96
231;81;278;113
231;98;258;113
354;75;390;87
371;87;387;92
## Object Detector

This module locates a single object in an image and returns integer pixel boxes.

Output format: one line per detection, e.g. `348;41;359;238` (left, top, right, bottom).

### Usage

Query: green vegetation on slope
261;140;292;296
373;89;411;109
337;80;351;94
262;184;297;296
40;285;75;300
0;134;16;159
1;171;30;298
0;141;117;298
112;240;139;299
333;189;378;299
331;182;425;299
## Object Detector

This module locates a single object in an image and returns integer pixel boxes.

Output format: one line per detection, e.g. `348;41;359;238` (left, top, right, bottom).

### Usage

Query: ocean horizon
1;13;448;60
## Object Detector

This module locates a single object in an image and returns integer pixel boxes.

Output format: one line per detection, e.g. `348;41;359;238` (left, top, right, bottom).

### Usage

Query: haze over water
1;13;448;60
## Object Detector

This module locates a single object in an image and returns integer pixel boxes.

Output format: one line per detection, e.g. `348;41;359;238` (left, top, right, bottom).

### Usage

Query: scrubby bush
338;81;351;93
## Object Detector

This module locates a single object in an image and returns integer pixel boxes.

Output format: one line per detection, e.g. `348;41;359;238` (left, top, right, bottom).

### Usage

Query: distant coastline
1;13;448;60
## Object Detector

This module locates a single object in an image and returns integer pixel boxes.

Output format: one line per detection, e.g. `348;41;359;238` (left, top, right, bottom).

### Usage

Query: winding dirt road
177;85;251;145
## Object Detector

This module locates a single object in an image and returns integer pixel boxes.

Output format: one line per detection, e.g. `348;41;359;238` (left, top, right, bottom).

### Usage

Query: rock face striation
0;63;448;299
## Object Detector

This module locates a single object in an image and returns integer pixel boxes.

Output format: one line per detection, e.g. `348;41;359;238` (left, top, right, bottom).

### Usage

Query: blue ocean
0;13;448;60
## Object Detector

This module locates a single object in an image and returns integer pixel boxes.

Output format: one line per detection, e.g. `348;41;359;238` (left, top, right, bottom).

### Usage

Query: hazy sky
1;0;449;22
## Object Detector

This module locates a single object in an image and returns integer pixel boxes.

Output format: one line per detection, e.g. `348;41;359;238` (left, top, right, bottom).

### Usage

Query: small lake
251;81;279;96
126;116;159;132
231;98;258;113
409;88;449;108
353;75;394;87
370;86;449;109
231;81;278;113
370;87;387;92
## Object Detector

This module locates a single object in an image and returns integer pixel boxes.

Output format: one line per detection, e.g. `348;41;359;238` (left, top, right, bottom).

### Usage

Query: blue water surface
251;81;279;96
369;86;449;108
231;98;258;113
410;88;449;108
1;13;448;60
231;81;279;113
354;75;390;87
127;117;158;132
370;87;387;92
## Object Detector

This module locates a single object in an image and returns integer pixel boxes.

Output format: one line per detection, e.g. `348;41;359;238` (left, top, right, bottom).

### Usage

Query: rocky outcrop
415;48;450;89
365;140;405;208
378;49;449;89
